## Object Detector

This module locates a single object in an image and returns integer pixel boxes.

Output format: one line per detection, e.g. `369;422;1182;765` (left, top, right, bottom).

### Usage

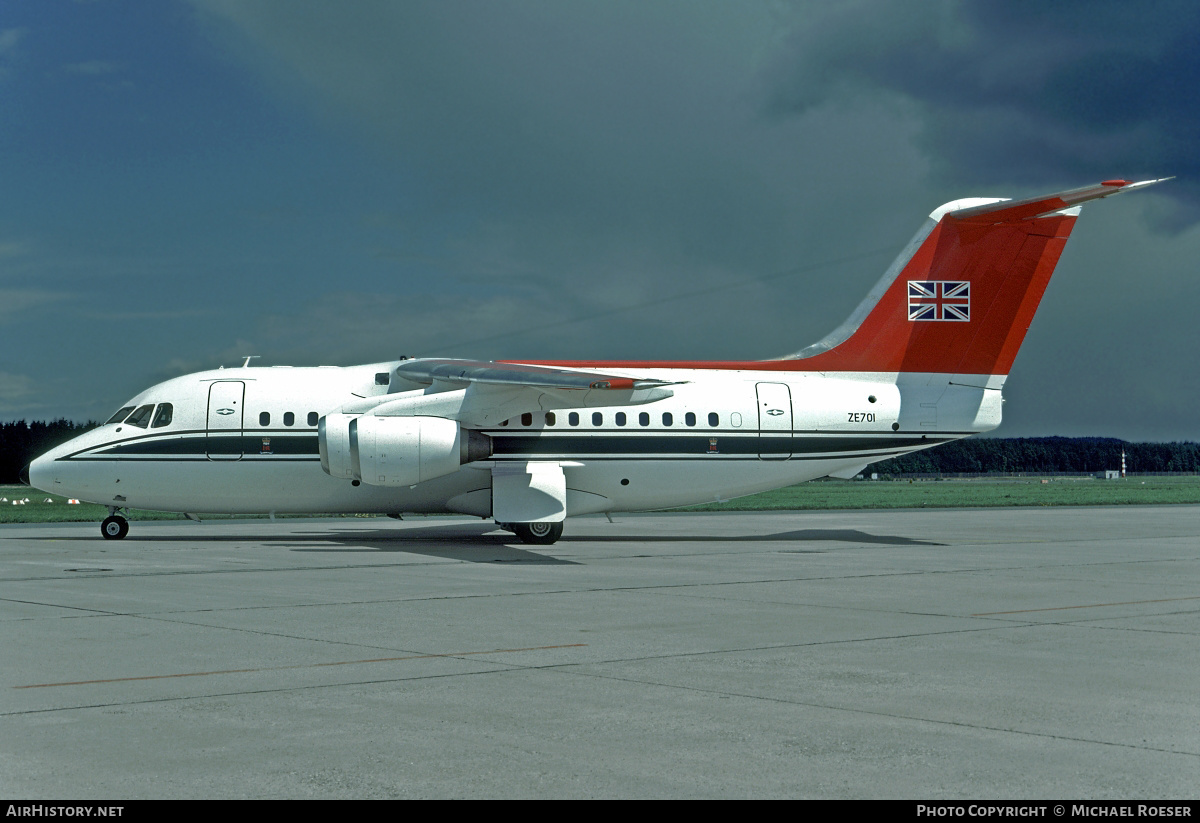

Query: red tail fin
789;179;1165;376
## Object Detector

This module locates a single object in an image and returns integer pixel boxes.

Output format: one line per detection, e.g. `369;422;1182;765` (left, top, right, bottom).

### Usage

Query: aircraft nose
25;455;55;492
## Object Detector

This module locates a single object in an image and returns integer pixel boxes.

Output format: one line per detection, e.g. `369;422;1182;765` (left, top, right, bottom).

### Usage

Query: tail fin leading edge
789;179;1167;376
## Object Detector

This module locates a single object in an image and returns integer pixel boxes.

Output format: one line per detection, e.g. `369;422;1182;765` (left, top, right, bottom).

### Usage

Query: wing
345;358;686;428
393;358;682;391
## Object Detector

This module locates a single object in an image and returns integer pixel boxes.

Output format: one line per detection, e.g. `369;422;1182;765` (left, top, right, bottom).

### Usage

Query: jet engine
318;414;491;486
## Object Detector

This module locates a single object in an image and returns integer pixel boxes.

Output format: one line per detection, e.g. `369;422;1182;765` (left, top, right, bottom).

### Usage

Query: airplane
24;178;1165;545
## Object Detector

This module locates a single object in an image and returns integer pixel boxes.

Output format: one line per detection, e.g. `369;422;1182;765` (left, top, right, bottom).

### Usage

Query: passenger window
615;412;626;427
708;412;719;427
124;405;154;429
592;412;603;426
284;412;295;427
569;412;579;426
151;403;174;428
639;412;649;426
521;412;533;427
260;412;270;426
307;412;318;426
545;412;556;426
662;412;673;426
685;412;696;427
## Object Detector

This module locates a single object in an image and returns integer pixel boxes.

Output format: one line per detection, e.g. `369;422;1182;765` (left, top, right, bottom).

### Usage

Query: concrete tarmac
2;507;1198;799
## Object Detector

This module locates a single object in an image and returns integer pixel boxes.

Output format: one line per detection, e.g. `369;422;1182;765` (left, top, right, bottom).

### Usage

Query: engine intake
319;414;491;486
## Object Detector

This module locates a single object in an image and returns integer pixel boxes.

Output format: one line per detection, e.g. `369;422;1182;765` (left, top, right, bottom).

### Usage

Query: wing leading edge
394;358;684;391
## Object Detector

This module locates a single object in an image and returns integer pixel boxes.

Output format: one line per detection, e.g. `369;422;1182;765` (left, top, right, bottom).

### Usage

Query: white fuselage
28;362;1001;517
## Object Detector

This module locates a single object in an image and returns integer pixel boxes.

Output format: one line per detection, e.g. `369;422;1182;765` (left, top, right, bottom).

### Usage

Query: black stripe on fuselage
60;428;318;459
59;430;319;459
93;434;319;457
62;429;954;461
488;433;951;457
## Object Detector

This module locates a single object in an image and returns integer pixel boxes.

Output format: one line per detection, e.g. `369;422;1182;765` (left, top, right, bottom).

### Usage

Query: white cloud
0;28;25;56
0;371;39;415
0;290;69;324
61;60;122;76
0;27;26;79
0;239;31;260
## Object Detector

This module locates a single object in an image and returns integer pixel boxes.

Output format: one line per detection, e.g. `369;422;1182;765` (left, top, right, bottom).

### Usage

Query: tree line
1;420;100;483
871;436;1200;475
0;421;1197;483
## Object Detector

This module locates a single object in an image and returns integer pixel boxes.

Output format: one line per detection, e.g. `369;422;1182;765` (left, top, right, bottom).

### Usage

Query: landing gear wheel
101;515;129;540
512;521;563;545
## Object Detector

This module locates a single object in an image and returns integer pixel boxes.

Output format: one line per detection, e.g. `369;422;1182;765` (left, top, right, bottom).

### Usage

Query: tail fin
789;179;1167;376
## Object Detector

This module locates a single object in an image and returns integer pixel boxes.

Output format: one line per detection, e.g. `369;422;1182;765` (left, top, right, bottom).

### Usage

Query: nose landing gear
101;507;129;540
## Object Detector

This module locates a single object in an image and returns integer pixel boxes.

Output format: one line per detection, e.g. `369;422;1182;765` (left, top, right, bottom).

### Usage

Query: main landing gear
101;508;129;540
500;521;564;545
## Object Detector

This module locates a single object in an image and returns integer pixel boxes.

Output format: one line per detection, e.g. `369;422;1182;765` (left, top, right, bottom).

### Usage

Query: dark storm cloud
182;0;1197;442
195;0;931;359
763;1;1200;224
200;0;783;263
4;1;1192;438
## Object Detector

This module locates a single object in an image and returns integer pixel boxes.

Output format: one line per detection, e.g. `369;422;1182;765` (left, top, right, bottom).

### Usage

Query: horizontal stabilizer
944;178;1171;224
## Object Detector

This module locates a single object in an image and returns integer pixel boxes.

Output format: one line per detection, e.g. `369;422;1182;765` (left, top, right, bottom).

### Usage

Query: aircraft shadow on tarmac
11;522;573;564
768;529;945;548
14;523;942;564
284;525;942;561
284;523;578;564
573;528;944;548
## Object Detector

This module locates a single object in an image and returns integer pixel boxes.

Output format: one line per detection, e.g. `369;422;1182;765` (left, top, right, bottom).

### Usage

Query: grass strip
3;476;1199;525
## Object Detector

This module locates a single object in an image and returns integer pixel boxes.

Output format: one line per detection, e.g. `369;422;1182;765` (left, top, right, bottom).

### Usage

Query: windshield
151;403;173;428
124;404;155;429
105;406;135;425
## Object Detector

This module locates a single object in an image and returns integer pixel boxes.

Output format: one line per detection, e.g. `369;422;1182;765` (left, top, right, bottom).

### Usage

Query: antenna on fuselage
242;355;260;368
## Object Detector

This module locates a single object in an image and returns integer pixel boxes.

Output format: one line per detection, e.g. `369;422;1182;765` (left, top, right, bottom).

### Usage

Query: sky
1;0;1197;441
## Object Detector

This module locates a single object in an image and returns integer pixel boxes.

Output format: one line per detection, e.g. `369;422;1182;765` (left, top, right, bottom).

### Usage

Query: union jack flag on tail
908;280;970;322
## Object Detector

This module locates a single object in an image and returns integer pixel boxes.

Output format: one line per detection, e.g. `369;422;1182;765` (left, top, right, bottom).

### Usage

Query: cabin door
756;382;793;460
206;381;245;461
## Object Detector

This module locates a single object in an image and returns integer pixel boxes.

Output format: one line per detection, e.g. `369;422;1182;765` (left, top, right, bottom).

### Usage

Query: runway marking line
14;643;588;689
973;595;1200;616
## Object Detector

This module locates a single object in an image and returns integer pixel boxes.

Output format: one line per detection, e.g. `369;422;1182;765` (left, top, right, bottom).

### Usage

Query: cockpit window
124;404;155;429
151;403;173;428
106;406;135;425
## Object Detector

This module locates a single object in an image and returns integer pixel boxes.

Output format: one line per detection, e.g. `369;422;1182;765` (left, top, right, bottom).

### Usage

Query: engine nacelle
318;413;357;479
319;414;492;486
352;415;461;487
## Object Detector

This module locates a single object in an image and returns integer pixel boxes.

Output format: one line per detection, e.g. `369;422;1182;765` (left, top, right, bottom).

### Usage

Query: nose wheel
101;514;129;540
